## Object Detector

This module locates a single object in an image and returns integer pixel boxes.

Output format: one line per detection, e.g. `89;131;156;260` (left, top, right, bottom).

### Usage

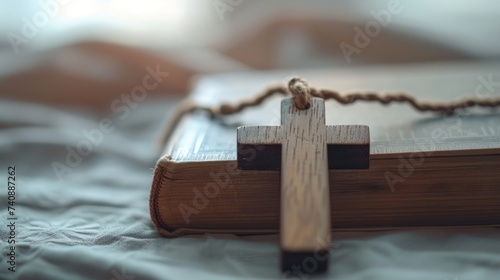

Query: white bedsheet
0;98;499;280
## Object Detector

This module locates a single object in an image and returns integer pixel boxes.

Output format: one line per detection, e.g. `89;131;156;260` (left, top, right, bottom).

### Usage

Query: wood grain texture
237;126;282;170
237;98;331;270
236;98;370;271
279;98;330;261
237;124;370;170
237;126;282;144
326;125;370;144
327;125;370;169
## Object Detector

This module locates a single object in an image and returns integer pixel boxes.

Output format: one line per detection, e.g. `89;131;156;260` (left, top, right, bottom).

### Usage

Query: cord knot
288;77;311;110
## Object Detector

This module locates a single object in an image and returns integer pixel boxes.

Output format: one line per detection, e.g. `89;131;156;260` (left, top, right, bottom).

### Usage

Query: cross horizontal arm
237;125;370;170
237;126;282;170
326;125;370;169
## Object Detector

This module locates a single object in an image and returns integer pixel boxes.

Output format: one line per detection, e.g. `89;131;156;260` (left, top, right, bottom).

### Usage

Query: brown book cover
150;62;500;237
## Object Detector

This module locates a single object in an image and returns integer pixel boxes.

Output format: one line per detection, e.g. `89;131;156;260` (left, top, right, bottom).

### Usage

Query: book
150;61;500;237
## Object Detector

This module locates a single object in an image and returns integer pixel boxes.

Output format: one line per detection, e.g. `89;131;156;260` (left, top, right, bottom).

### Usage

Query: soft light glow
57;0;189;31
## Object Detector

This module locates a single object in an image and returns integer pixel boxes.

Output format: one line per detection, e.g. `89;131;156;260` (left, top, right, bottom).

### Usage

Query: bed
1;94;499;280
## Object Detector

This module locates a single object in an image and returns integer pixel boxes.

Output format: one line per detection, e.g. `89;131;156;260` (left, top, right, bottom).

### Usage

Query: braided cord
158;78;500;147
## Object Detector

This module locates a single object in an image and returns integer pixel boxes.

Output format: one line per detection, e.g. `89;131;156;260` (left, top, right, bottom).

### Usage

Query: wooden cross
237;97;370;272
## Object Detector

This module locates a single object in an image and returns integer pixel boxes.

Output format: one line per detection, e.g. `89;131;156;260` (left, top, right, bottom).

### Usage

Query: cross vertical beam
280;97;330;271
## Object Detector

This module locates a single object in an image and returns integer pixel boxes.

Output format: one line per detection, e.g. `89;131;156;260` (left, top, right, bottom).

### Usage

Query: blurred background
1;2;500;279
1;0;499;112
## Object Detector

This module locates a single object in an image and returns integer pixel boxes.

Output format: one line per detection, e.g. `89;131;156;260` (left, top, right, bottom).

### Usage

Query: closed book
150;62;500;237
